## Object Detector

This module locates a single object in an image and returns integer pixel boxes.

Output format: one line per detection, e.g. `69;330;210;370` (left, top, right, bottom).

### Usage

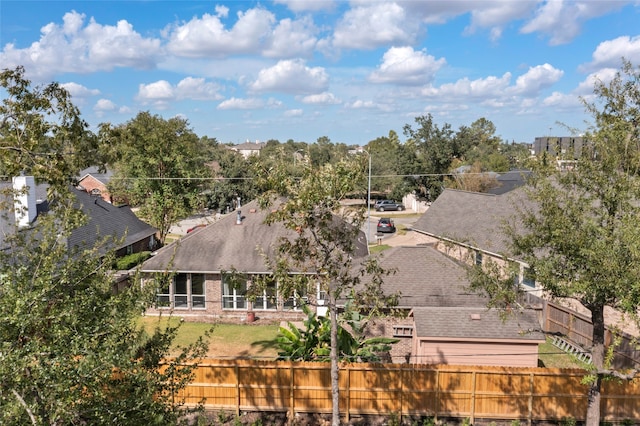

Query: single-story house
359;246;543;366
411;306;544;367
140;198;369;322
2;176;157;258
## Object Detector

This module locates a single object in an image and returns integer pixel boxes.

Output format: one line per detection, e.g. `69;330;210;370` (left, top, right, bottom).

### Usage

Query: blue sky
2;1;640;146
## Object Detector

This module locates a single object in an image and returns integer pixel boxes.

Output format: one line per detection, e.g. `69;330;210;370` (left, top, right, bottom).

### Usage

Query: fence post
345;365;351;424
289;363;295;420
528;372;534;426
235;364;240;417
470;371;476;424
434;369;440;423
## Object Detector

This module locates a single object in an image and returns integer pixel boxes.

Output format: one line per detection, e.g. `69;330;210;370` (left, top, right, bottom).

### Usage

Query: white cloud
249;59;328;94
574;68;618;96
217;97;265;110
430;73;512;99
369;46;446;85
166;8;275;57
521;1;627;45
581;36;640;71
136;77;223;106
541;91;582;109
94;98;117;112
301;92;341;105
345;100;377;109
0;11;161;79
284;109;303;117
61;82;100;98
273;0;336;12
175;77;224;100
510;63;564;96
262;16;318;58
331;2;419;50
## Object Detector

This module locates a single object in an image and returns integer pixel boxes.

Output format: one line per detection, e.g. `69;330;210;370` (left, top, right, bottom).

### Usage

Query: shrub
114;251;151;270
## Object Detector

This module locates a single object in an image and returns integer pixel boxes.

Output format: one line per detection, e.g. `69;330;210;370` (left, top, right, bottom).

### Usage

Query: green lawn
538;337;588;369
140;317;280;359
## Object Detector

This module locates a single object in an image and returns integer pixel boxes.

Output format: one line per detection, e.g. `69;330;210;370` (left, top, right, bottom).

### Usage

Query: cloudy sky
2;1;639;146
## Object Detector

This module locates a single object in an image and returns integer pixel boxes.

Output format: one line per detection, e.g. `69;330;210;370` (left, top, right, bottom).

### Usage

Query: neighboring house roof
486;170;532;195
140;198;369;274
77;166;113;185
369;246;489;309
413;306;544;342
412;188;529;257
67;188;157;253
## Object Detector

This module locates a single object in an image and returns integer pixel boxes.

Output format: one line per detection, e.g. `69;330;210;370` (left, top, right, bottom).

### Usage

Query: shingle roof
140;198;369;274
486;170;532;195
367;246;490;308
67;188;157;253
77;166;113;185
412;188;529;256
413;306;544;341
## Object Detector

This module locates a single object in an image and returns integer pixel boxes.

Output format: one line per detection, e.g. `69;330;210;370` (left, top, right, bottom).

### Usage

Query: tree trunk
330;301;341;426
586;304;605;426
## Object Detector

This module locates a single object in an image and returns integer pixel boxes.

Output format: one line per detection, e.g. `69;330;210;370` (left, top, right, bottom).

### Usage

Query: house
359;246;543;366
411;306;544;367
1;176;157;258
77;166;113;203
68;187;158;257
410;188;540;297
140;198;369;322
229;141;266;159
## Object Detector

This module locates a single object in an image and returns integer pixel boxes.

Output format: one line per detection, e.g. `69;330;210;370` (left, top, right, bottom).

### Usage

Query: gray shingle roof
68;188;157;253
141;198;369;274
413;306;544;341
412;188;529;256
369;246;490;308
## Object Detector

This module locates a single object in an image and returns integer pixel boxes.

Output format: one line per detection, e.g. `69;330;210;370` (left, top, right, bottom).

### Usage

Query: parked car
374;199;405;212
376;217;396;233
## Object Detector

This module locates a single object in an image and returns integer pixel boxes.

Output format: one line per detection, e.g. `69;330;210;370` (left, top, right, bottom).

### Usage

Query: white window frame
222;275;247;310
191;273;206;309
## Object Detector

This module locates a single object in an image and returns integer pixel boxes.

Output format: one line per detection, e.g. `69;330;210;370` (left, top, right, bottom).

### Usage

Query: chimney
236;210;242;225
13;175;37;228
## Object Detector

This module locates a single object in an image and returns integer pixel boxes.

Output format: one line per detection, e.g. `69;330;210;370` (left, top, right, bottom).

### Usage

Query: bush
114;251;151;270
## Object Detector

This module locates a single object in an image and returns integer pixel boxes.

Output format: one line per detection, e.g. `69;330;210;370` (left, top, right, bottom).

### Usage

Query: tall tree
253;158;396;426
0;67;208;425
468;60;640;426
0;66;98;188
99;112;210;244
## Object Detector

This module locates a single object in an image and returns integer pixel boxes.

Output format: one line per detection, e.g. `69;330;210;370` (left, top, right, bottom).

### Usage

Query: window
393;326;414;337
522;267;535;288
222;275;247;310
174;274;188;308
191;274;206;309
284;287;308;311
253;278;277;310
156;278;171;308
155;273;206;309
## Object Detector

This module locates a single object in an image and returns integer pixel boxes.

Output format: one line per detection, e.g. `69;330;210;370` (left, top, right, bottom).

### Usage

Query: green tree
0;66;98;188
253;158;397;426
0;68;208;425
99;112;211;244
468;60;640;426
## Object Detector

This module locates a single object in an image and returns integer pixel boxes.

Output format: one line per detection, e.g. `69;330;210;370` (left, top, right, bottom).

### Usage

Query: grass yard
538;337;588;369
140;317;280;359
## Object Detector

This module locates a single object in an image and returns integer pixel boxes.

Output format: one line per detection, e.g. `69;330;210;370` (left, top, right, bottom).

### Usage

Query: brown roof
141;198;368;274
369;245;490;309
413;306;544;341
412;188;529;257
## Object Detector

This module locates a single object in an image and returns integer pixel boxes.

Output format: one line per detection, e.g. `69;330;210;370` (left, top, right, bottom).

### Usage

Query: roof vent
470;314;481;321
236;210;242;225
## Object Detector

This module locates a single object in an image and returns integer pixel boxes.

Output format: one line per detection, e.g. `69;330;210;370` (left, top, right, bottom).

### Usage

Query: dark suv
376;217;396;233
374;199;405;212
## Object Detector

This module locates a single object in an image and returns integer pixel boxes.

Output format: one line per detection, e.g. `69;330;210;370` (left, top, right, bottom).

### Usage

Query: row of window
156;273;320;310
474;251;535;288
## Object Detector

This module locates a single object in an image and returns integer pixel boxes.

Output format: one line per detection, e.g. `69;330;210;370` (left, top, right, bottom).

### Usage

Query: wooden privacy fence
173;360;640;423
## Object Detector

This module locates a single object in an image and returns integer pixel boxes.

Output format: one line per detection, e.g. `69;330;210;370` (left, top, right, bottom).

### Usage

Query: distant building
229;140;266;159
533;136;586;158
